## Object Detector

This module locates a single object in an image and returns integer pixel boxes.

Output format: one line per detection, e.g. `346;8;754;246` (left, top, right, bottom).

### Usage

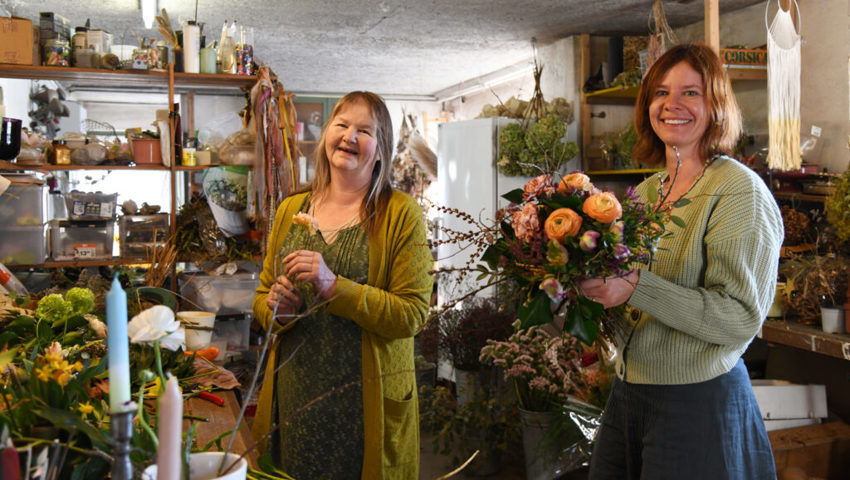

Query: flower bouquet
477;172;678;345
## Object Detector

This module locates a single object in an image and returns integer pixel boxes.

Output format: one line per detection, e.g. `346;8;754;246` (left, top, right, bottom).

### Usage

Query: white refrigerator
436;117;530;306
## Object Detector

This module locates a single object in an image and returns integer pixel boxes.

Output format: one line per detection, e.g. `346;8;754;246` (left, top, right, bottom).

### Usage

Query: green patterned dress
270;200;369;480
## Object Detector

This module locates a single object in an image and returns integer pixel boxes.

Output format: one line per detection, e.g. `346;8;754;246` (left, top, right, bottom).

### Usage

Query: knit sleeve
628;170;783;345
326;193;433;339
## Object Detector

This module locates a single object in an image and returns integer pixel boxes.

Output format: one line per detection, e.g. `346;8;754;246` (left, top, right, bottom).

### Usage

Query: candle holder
110;409;135;480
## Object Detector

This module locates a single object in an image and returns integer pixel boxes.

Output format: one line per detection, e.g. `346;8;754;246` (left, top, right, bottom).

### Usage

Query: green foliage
825;168;850;242
66;287;96;316
498;114;579;177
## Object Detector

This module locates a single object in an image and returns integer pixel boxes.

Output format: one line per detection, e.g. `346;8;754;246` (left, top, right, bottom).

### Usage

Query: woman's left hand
282;249;338;299
579;270;640;309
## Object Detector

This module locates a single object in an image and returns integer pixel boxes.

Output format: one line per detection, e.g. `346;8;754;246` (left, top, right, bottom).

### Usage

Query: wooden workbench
184;389;259;469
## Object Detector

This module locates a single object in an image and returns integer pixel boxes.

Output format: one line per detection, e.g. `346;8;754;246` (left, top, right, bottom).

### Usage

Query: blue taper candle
106;275;132;413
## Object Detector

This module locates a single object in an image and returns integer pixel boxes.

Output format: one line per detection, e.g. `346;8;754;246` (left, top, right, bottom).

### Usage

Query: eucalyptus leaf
671;216;687;229
501;188;524;204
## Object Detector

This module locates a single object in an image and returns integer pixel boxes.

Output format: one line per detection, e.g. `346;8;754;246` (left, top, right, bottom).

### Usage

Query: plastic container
49;219;114;260
131;138;162;165
177;310;216;351
0;183;47;226
64;191;117;221
0;224;48;265
179;271;260;315
119;214;169;259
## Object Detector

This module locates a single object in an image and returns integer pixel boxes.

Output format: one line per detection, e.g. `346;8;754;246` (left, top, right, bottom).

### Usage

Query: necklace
656;146;715;207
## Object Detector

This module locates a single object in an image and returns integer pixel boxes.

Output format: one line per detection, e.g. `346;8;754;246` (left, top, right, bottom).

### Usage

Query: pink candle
156;374;183;480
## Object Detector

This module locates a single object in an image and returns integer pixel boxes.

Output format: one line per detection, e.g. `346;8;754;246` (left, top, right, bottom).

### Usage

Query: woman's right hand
266;274;303;324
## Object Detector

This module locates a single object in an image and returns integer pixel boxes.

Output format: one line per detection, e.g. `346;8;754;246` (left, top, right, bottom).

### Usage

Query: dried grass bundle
144;239;178;287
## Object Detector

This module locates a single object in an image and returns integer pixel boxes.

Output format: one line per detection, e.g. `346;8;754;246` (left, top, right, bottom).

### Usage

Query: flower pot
519;408;586;480
820;305;845;334
131;138;162;165
143;452;247;480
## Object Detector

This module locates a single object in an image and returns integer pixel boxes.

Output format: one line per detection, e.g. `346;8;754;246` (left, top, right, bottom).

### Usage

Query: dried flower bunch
437;297;515;371
479;321;612;413
477;172;675;345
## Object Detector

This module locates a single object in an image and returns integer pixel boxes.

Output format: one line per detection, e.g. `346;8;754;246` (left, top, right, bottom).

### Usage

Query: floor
419;430;590;480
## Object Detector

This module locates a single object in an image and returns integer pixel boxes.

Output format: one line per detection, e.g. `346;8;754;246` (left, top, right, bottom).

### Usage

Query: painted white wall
0;78;30;120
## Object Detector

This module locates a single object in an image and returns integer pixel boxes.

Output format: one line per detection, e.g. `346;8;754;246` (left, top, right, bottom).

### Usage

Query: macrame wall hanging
645;0;678;76
766;0;802;171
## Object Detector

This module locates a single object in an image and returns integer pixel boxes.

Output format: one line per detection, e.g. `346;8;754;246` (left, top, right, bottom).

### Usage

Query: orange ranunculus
544;208;583;243
557;172;591;195
582;192;623;224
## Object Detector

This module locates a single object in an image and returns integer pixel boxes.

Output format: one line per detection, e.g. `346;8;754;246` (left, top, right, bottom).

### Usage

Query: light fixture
141;0;157;29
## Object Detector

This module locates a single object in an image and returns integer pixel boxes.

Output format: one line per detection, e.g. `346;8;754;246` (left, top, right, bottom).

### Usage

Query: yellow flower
54;371;71;387
35;366;51;382
78;402;94;416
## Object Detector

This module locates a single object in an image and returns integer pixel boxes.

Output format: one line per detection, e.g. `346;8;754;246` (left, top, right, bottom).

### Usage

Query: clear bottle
220;34;236;74
0;263;28;297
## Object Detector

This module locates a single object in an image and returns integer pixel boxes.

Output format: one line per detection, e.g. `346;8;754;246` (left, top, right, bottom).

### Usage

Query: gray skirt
589;359;776;480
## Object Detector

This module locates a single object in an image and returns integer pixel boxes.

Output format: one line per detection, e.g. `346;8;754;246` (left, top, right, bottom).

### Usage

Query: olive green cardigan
251;190;433;479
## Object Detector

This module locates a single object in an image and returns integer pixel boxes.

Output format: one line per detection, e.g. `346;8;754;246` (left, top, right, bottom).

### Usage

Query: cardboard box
769;422;850;479
752;380;828;422
0;17;34;65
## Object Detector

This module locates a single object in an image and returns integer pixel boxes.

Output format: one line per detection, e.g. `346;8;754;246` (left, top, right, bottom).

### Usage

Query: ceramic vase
143;452;247;480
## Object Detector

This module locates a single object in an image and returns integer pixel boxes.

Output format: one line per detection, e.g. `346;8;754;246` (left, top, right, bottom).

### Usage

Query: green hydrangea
35;293;73;324
66;287;95;316
497;114;577;177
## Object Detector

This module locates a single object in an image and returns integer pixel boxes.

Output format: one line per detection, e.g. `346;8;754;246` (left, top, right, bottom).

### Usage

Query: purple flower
540;277;567;302
613;243;630;261
579;230;601;252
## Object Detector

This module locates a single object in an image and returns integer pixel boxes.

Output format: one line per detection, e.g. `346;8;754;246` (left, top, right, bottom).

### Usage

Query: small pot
820;305;845;334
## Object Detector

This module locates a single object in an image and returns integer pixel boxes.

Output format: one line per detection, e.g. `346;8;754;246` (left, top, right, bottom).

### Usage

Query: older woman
252;91;433;479
581;44;783;479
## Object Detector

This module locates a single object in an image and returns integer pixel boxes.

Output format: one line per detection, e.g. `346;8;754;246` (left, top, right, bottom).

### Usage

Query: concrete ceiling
5;0;762;99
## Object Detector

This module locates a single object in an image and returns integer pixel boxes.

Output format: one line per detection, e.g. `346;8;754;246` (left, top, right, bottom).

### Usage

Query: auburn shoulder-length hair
309;91;393;237
632;43;742;167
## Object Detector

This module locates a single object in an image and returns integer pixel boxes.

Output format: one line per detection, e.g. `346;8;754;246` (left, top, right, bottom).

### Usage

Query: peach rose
557;172;591;195
523;174;556;200
511;202;540;242
582;192;623;224
544;208;582;243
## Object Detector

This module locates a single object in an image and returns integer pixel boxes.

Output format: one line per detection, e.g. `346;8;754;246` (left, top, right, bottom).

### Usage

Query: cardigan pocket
382;390;417;467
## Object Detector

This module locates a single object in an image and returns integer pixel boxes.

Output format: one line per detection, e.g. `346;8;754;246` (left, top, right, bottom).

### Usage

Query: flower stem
154;339;166;387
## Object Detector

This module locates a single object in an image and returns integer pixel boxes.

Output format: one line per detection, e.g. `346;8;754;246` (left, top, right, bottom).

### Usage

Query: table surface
184;389;259;469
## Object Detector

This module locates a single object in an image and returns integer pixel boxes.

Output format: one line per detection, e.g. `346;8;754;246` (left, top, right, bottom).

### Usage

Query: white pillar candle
106;275;131;413
156;374;183;480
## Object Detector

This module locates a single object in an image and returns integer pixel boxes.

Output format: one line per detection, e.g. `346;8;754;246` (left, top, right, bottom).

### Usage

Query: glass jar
43;39;70;67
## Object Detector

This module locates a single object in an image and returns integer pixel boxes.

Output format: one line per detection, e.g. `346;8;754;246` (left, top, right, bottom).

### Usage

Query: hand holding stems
579;270;640;309
282;249;337;299
266;249;337;323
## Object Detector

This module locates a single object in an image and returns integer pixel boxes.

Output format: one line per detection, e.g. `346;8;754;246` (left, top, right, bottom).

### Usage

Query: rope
766;1;802;171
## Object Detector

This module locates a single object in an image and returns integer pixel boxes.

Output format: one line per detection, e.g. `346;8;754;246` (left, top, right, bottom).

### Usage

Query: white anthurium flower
127;305;185;351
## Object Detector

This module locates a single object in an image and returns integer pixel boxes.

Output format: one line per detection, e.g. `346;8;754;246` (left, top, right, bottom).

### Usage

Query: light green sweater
623;156;783;384
252;190;433;479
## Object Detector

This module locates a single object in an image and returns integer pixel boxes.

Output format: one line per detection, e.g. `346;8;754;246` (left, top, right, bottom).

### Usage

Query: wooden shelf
760;320;850;362
773;191;828;203
0;162;234;172
0;64;256;89
725;66;767;81
7;258;140;270
584;85;639;105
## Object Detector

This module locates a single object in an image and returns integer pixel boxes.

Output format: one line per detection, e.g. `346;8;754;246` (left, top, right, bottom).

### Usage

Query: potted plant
779;254;849;328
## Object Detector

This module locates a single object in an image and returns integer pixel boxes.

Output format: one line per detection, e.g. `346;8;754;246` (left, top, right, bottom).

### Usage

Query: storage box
752;379;828;430
0;224;47;265
119;214;169;259
0;17;34;65
49;219;114;260
0;183;47;226
769;422;850;479
38;12;70;42
85;29;112;55
179;271;260;315
64;191;118;221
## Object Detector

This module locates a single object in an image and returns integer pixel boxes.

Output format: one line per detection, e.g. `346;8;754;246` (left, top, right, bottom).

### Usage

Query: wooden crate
769;422;850;479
